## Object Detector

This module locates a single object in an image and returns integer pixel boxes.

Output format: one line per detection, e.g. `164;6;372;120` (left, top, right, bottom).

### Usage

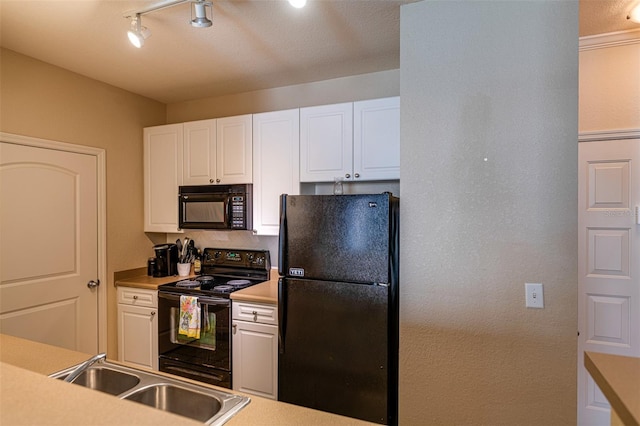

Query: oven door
158;291;231;373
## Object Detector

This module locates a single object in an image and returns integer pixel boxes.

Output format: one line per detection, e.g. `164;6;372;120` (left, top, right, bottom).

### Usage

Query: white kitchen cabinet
144;123;183;233
300;102;353;182
183;119;217;185
300;97;400;182
353;96;400;181
232;301;278;399
252;109;300;235
117;287;158;370
183;115;252;185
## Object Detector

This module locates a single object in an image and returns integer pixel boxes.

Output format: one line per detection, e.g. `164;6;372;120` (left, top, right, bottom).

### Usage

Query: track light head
191;1;212;28
127;15;151;48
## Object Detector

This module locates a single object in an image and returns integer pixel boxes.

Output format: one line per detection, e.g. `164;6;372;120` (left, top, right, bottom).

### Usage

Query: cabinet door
216;115;252;184
183;119;217;185
353;97;400;181
144;123;183;233
232;320;278;399
252;109;300;235
300;103;353;182
117;304;158;370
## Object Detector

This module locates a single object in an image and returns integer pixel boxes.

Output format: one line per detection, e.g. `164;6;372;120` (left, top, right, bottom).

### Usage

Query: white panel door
0;142;99;353
577;138;640;425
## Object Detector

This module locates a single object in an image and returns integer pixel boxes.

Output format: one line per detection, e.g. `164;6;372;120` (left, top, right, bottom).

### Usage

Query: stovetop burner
158;248;270;298
175;280;200;288
227;279;252;286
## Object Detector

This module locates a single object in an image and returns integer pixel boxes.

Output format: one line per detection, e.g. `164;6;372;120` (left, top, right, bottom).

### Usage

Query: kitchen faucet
63;353;106;383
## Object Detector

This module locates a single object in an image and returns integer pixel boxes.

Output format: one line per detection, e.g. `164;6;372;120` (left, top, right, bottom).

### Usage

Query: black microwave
178;184;252;230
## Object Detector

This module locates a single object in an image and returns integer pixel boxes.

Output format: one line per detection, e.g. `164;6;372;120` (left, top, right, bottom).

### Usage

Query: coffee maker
153;244;178;277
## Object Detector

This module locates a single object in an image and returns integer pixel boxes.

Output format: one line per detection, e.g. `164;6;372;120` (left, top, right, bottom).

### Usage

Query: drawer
232;301;277;325
117;287;157;308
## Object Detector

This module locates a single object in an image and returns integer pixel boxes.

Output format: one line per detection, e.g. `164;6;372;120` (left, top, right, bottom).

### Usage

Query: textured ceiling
1;0;638;104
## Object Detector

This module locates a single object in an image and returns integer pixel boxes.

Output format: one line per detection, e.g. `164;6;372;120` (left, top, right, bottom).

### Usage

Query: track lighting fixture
125;0;303;48
191;1;213;28
124;0;211;48
127;14;151;48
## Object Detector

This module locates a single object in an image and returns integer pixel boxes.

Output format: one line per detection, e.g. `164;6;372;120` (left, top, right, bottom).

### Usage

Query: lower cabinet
117;287;158;370
232;301;278;399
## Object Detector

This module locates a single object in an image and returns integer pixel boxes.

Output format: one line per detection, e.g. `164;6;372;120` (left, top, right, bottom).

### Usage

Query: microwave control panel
230;195;246;229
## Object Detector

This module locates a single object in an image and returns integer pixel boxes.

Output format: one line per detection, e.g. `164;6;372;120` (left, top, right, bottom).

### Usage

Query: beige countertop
584;351;640;426
115;273;198;290
230;273;278;304
0;334;371;426
117;268;280;304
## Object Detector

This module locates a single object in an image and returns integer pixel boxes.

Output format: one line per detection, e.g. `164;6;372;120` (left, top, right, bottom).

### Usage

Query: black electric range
159;248;271;298
157;248;270;389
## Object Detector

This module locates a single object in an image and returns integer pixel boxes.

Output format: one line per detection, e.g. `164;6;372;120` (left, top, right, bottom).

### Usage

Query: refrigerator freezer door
279;194;395;284
278;277;389;424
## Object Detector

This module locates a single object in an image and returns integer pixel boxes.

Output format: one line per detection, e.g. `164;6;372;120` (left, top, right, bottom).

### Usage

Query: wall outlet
525;283;544;308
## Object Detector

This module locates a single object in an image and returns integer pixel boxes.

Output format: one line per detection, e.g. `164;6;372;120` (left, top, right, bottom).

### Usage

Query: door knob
87;280;100;289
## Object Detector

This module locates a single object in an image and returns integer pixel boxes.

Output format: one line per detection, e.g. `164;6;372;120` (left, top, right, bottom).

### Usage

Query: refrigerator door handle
278;277;286;354
278;194;288;276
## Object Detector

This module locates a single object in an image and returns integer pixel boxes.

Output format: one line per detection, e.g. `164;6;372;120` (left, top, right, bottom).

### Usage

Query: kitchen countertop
584;351;640;425
115;273;198;290
116;268;279;305
230;273;278;304
0;334;372;425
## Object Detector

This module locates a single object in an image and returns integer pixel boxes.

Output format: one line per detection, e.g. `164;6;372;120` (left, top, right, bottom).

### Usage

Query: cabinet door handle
252;311;258;322
133;295;138;300
209;178;214;183
354;173;360;178
150;311;156;316
345;173;351;179
232;324;237;334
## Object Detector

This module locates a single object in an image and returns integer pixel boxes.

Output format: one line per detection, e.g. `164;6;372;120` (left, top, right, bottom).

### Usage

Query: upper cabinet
300;97;400;182
353;97;400;181
252;109;300;236
144;123;183;233
300;102;353;182
183;115;252;185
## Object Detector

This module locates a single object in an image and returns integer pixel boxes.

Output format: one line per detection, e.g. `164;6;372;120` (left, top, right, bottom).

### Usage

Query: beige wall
0;48;166;359
579;39;640;132
399;2;578;424
166;69;399;122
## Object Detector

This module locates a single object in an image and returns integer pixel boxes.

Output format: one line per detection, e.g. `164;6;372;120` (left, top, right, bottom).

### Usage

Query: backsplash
166;231;278;269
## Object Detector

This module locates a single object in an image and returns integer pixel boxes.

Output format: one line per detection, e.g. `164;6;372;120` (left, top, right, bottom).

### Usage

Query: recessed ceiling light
288;0;307;9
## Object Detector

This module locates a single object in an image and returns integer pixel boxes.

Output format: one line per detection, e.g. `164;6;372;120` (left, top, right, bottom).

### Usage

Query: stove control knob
256;256;264;265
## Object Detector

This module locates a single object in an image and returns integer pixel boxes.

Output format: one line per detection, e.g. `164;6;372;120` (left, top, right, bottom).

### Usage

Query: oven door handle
158;291;229;305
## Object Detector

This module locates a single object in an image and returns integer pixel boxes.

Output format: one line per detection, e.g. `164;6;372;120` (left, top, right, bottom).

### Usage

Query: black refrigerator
277;193;399;425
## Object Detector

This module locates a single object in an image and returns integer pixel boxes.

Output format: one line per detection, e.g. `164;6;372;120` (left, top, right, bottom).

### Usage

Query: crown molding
579;28;640;51
578;129;640;142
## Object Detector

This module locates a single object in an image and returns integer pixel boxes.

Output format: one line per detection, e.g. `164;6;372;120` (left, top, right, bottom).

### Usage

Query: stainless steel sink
55;366;140;396
124;384;222;422
50;361;249;425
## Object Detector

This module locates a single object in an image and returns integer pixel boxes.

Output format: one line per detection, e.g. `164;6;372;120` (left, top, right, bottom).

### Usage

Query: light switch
525;283;544;308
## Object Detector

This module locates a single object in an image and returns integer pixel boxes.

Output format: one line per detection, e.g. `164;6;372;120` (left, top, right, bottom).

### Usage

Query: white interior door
0;141;99;354
577;138;640;425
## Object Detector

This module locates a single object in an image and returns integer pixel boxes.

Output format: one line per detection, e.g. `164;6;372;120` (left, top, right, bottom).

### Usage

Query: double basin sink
49;359;249;425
